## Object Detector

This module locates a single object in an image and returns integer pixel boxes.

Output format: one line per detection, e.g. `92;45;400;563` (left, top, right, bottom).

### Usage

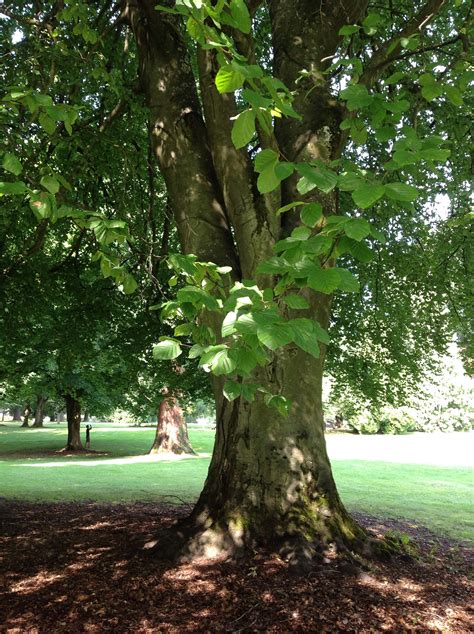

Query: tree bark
125;0;375;563
32;395;47;428
65;394;82;450
149;396;196;455
21;403;31;428
57;410;65;423
83;411;90;422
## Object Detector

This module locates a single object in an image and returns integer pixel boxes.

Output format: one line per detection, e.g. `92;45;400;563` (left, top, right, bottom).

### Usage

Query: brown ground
0;500;472;633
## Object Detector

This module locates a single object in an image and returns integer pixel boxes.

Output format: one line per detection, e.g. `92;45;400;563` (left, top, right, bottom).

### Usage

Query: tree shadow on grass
0;500;472;632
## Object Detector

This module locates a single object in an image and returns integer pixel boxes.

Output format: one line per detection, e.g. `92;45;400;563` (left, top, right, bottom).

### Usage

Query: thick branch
197;48;278;278
123;0;239;271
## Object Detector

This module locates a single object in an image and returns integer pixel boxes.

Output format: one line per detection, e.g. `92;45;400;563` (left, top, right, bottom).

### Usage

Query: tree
123;0;471;561
1;1;471;564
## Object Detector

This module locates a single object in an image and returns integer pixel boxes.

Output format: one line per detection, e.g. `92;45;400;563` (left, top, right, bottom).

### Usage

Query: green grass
0;422;472;541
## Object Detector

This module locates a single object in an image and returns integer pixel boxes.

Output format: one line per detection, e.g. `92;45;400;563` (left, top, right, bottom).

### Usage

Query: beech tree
1;0;471;564
124;0;471;560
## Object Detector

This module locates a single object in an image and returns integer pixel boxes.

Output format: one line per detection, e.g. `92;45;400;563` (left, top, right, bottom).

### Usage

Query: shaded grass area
0;423;472;540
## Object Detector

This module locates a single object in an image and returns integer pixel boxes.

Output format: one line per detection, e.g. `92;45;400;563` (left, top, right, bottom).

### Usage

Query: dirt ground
0;500;472;632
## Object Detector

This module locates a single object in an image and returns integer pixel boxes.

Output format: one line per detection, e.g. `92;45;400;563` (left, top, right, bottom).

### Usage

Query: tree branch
360;0;447;85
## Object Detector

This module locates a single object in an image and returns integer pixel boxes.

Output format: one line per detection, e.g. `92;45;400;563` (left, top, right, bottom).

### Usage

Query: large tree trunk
32;395;47;428
149;396;196;455
65;395;82;450
125;0;373;563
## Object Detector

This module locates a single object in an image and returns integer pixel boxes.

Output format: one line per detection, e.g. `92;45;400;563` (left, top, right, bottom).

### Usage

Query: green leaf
445;85;463;106
345;217;371;241
0;181;26;195
336;268;360;292
370;226;386;244
122;274;138;294
241;383;259;402
229;0;251;34
189;344;204;359
231;109;256;149
29;192;54;219
419;148;451;162
301;203;323;227
339;25;360;36
288;318;327;357
257;322;294;350
153;339;182;360
384;182;419;202
222;310;238;336
419;73;443;101
282;294;310;309
340;84;372;110
256;256;291;274
352;183;385;209
40;174;60;195
257;169;279;194
348;239;374;263
2;153;22;176
255;149;278;173
296;163;338;194
307;268;341;294
276;201;305;215
264;394;291;416
208;347;237;375
215;65;245;93
39;112;56;135
230;346;261;375
291;226;311;241
223;379;242;401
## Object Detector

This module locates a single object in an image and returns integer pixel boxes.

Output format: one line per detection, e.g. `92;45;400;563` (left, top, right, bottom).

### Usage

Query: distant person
85;424;92;449
335;414;343;429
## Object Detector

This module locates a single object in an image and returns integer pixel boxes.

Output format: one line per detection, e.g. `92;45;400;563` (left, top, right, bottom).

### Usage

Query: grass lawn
0;422;472;541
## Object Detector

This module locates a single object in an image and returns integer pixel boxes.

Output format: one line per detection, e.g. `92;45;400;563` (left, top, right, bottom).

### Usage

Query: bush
347;411;380;434
347;406;417;434
377;406;417;434
418;408;473;433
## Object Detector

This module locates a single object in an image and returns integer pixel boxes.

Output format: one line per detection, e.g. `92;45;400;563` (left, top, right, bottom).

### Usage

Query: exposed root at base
144;517;394;575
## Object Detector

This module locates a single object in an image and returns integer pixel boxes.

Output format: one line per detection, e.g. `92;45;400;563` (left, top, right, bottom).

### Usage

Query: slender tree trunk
21;403;31;428
65;395;82;450
149;397;196;455
32;395;47;428
11;407;22;421
57;410;65;423
83;411;90;422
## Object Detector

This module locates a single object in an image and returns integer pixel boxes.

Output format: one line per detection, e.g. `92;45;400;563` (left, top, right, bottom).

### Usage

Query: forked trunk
65;394;82;450
149;397;196;455
126;0;372;564
32;395;47;428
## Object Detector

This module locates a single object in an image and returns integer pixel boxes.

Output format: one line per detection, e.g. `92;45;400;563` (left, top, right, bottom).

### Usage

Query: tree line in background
0;0;472;561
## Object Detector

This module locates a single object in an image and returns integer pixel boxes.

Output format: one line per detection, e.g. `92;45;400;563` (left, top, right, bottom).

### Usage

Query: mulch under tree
1;500;472;632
